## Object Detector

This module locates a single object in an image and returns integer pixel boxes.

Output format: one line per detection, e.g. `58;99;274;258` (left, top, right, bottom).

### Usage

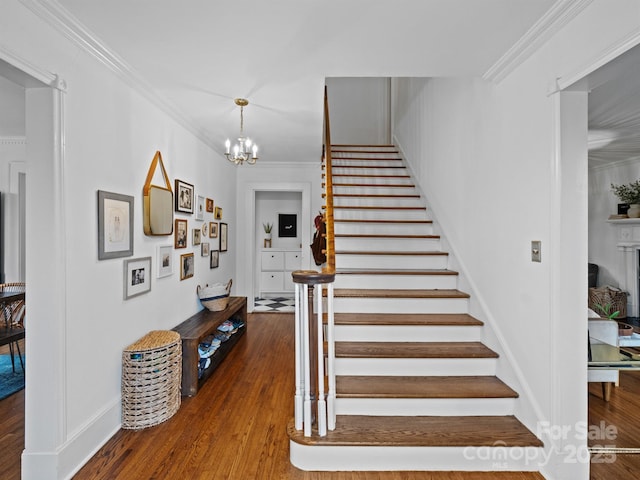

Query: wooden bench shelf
172;296;247;396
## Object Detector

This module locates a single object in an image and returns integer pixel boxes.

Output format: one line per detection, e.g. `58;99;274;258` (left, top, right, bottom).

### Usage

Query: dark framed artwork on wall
278;213;297;238
175;179;194;214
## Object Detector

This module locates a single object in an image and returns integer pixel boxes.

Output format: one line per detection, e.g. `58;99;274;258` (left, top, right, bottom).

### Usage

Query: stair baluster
293;270;336;437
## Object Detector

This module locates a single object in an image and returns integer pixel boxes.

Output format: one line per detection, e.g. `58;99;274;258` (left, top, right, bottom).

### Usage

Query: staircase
288;145;544;473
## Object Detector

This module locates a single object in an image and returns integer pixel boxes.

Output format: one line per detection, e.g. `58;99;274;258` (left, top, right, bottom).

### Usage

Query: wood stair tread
336;268;457;276
335;250;447;256
332;157;403;161
335;341;497;358
331;193;421;198
335;233;439;238
332;288;468;298
334;219;432;224
332;165;407;169
336;375;519;399
288;415;542;447
329;312;484;326
332;205;425;210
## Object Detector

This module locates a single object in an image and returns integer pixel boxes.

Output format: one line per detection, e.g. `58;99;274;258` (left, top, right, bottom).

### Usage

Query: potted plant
263;222;273;238
611;180;640;217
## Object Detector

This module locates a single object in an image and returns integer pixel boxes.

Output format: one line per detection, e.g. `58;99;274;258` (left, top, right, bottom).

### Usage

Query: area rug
254;297;295;313
0;354;25;400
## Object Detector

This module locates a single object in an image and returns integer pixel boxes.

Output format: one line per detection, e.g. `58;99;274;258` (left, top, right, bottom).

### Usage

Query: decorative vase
628;204;640;218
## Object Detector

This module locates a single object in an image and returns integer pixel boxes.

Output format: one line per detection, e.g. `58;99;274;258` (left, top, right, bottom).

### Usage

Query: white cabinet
260;249;301;296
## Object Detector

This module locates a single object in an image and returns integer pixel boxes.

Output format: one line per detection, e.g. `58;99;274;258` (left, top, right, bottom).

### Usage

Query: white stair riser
333;197;423;207
334;223;434;236
334;237;441;251
332;179;415;187
334;357;496;376
333;325;481;342
335;397;516;417
332;160;404;168
290;443;544;472
332;296;468;314
334;209;427;221
333;186;417;195
332;167;408;176
336;254;448;269
334;274;456;290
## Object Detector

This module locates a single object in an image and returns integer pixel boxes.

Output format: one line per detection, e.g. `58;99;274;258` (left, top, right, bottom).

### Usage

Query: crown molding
483;0;595;84
0;136;26;145
18;0;217;149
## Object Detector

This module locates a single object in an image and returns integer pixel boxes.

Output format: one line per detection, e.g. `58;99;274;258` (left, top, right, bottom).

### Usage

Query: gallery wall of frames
97;151;228;300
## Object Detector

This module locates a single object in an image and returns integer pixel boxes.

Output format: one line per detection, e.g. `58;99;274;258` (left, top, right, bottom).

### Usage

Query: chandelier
224;98;258;165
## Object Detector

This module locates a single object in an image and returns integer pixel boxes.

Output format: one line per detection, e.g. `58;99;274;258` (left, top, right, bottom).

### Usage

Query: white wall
392;2;640;478
589;160;640;287
326;77;390;145
2;2;238;478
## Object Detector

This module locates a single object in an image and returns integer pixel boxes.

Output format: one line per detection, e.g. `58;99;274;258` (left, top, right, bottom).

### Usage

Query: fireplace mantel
608;218;640;317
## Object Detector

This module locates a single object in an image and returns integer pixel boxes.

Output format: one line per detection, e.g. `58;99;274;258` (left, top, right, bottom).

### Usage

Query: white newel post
292;270;336;437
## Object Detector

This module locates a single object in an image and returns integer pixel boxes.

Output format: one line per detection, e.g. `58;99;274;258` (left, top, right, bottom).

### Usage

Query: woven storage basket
588;286;627;319
121;330;182;430
197;279;232;311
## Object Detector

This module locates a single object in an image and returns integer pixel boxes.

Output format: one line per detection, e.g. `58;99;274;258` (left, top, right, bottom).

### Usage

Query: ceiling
8;1;637;168
45;0;556;163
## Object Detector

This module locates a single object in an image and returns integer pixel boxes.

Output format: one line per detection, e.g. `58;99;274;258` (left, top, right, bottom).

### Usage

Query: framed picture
220;222;228;252
201;222;208;237
180;252;194;280
214;206;223;220
195;195;205;220
97;190;134;260
175;179;194;214
124;257;151;299
175;218;188;248
210;250;219;268
206;198;214;213
157;245;173;278
279;213;297;238
193;228;201;245
201;242;210;257
209;222;218;238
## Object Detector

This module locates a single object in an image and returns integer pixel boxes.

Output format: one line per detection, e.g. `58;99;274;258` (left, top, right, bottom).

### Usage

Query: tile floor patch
254;297;295;312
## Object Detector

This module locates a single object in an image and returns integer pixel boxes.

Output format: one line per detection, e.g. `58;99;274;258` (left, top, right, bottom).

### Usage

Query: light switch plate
531;241;541;262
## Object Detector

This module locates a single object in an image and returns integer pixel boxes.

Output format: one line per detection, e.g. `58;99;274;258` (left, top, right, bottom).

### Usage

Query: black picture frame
175;179;194;214
278;214;297;237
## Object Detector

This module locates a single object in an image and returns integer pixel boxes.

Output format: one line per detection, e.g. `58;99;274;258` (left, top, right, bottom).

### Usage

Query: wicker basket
121;330;182;430
588;286;627;319
197;279;232;311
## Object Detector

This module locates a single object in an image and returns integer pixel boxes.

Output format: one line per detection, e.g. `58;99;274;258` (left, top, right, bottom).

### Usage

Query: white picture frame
124;257;152;299
157;245;173;278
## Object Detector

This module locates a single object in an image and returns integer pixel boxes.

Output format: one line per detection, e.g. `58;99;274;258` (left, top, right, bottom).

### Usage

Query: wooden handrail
322;86;336;273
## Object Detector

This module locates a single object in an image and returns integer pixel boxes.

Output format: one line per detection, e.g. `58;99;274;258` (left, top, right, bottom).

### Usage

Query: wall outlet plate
531;241;541;262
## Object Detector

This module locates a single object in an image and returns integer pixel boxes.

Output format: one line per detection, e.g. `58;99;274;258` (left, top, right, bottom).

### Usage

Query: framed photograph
175;218;188;248
214;206;223;220
157;245;173;278
220;222;228;252
97;190;134;260
210;250;219;268
195;195;205;220
209;222;218;238
206;198;214;213
175;179;194;214
193;228;201;245
124;257;151;299
201;242;210;257
201;222;208;237
279;213;297;238
180;252;194;280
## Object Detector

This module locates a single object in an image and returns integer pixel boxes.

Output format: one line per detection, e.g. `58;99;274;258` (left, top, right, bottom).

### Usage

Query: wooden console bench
172;296;247;396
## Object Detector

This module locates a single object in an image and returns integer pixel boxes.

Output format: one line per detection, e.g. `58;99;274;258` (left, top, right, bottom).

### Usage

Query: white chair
588;311;619;401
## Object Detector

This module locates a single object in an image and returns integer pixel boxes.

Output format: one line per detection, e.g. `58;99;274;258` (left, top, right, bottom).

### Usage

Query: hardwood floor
2;315;640;478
